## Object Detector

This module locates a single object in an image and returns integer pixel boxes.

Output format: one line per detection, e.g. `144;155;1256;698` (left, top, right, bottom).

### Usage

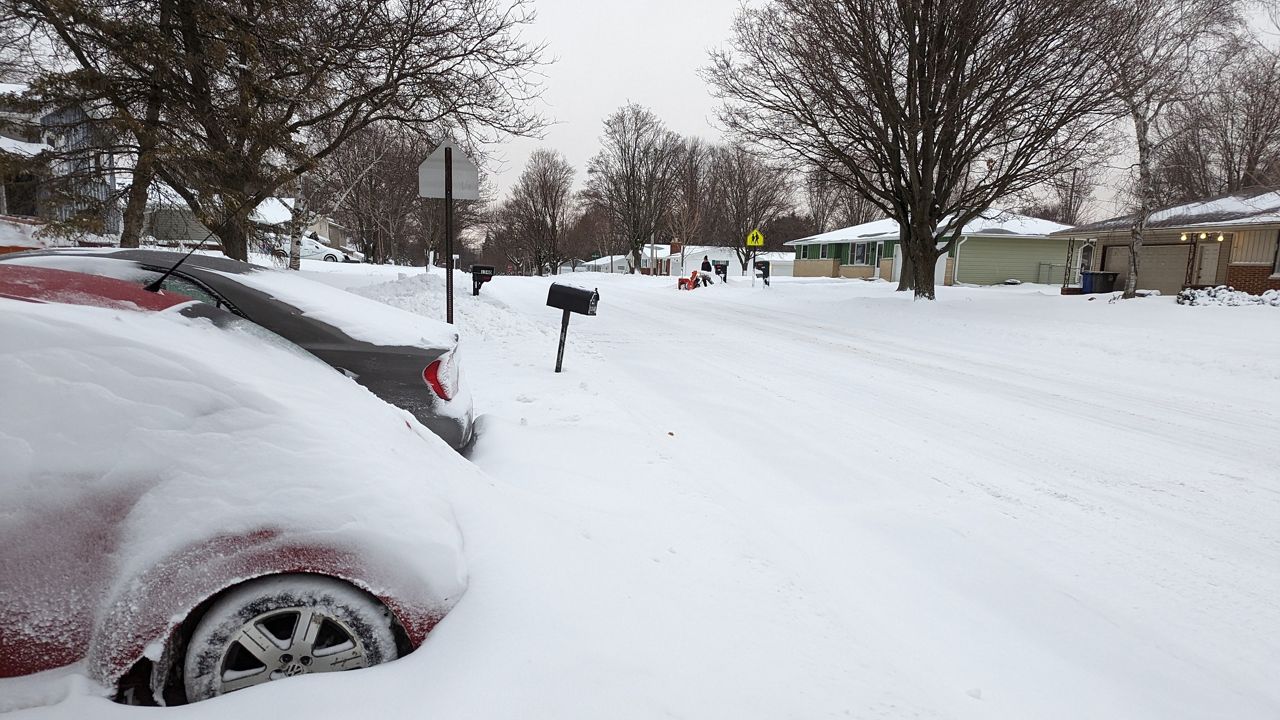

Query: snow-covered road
10;268;1279;719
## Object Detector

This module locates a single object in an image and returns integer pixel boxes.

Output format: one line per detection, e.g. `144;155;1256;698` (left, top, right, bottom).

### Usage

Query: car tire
183;575;399;701
271;249;287;259
323;254;338;262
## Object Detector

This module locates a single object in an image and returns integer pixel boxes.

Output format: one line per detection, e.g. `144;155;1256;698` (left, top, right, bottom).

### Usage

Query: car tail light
423;349;458;401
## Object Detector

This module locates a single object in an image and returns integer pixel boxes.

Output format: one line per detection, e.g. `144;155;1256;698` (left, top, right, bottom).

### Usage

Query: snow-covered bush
1176;285;1280;307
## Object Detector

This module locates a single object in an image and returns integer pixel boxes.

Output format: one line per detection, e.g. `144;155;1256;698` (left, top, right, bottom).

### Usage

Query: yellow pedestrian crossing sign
746;228;765;247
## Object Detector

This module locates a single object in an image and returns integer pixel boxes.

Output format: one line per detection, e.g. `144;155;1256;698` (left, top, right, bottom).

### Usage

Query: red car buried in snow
0;265;468;706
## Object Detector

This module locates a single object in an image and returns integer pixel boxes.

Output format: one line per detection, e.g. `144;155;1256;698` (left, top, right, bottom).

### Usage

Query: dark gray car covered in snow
1;249;474;449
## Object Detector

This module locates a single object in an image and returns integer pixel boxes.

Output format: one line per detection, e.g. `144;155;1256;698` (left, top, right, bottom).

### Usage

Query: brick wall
1226;265;1280;294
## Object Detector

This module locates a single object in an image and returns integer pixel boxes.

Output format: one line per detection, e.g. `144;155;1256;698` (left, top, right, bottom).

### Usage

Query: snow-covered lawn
9;269;1279;719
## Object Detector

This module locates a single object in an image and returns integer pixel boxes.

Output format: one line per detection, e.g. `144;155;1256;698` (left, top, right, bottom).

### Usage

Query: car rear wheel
183;575;399;701
323;254;338;262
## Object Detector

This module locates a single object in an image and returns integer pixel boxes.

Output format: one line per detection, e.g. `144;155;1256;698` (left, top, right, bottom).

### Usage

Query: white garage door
1103;244;1191;294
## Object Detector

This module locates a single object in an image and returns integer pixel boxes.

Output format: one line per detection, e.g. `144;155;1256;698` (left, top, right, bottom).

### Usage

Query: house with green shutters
785;210;1073;286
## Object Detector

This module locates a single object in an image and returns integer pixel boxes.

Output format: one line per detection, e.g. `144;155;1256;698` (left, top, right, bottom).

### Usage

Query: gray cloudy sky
485;0;742;200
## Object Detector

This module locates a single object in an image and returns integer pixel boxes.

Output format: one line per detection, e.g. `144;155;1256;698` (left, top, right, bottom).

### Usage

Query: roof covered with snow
583;254;630;267
251;196;295;226
1060;186;1280;234
786;210;1071;246
0;134;47;157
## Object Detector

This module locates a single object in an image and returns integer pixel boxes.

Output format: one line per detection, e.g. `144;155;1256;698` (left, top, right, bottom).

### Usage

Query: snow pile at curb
1176;285;1280;306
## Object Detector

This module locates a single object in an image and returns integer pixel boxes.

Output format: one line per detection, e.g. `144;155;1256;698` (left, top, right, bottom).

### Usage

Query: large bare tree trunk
120;146;157;248
215;214;251;261
119;0;170;248
904;230;938;300
1126;112;1154;299
895;225;914;292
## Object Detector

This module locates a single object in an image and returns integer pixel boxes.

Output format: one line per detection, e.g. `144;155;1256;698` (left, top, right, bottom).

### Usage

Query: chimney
670;241;682;255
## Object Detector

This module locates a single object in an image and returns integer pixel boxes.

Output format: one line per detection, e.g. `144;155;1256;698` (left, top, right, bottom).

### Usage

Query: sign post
419;140;479;324
746;228;765;287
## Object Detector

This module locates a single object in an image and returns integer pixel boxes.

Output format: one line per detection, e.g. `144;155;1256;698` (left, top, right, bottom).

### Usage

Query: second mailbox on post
754;259;771;287
470;265;495;295
547;283;599;316
546;283;599;373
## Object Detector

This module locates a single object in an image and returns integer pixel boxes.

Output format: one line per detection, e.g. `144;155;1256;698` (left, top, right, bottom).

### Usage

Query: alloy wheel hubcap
216;607;369;694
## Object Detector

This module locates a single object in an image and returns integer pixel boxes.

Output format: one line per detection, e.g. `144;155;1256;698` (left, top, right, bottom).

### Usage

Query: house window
853;242;868;265
820;244;830;259
1273;234;1280;275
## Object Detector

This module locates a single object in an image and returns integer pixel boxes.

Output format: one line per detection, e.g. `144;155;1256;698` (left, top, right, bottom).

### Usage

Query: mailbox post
754;259;771;287
546;283;599;373
470;265;495;296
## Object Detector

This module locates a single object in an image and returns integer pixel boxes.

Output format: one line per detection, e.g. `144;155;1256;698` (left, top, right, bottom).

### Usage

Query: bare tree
17;0;544;260
1098;0;1239;297
316;123;482;265
1151;46;1280;203
507;148;575;274
1019;165;1101;225
667;137;710;274
707;0;1116;298
584;103;683;272
804;167;880;233
705;143;792;270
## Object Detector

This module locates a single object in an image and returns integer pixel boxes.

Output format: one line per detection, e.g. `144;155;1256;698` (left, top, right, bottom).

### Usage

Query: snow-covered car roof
7;249;459;351
0;297;470;695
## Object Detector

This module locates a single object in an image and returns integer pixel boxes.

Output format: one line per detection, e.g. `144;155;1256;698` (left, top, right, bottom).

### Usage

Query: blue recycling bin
1081;271;1097;293
1080;271;1119;294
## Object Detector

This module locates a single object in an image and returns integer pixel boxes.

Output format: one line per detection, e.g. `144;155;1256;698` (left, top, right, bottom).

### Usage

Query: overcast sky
484;0;742;200
483;3;1278;223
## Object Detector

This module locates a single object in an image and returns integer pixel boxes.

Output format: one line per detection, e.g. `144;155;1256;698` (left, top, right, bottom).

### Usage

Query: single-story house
636;243;674;275
1054;187;1280;295
581;254;632;273
669;245;795;278
785;210;1072;285
143;192;346;254
557;258;589;273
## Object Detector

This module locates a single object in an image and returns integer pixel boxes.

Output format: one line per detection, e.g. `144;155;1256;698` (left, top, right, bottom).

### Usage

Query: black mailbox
754;259;771;286
547;283;599;316
546;283;599;373
712;260;729;281
470;265;495;296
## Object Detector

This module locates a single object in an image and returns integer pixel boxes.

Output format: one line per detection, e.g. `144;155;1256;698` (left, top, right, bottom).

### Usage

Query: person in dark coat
698;255;715;286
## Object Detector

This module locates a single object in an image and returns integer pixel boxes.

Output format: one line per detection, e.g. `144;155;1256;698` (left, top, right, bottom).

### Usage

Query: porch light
1216;233;1225;242
1198;232;1208;240
1179;232;1187;241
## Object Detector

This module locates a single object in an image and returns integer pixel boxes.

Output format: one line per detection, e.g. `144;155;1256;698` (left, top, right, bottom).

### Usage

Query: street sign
419;139;480;325
746;228;765;247
419;139;479;200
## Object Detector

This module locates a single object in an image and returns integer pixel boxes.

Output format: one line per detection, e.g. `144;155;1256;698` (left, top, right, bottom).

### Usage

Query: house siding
1231;229;1277;264
144;208;213;247
955;237;1071;285
794;258;837;277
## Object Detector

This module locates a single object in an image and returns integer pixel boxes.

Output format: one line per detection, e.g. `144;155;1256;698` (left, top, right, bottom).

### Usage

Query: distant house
0;84;123;237
669;245;794;278
581;254;632;273
40;104;121;234
143;192;347;254
785;210;1071;285
1056;187;1280;295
